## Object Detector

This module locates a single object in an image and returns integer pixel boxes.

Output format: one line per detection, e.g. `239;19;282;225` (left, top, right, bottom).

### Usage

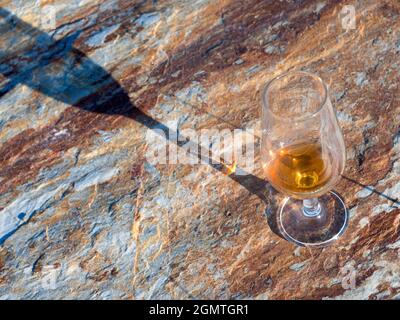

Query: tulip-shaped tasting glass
261;71;348;247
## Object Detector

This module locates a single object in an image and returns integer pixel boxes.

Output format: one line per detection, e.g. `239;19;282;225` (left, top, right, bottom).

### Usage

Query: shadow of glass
0;8;280;241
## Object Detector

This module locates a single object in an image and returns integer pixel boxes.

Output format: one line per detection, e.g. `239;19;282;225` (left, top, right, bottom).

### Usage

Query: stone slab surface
0;0;399;299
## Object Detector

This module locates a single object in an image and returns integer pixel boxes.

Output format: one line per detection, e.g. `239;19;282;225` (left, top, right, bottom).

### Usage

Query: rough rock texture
0;0;399;299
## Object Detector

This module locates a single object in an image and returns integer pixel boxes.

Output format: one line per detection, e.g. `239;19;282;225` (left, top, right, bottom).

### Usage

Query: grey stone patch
294;247;302;257
327;278;341;287
356;187;374;198
336;111;353;122
69;152;125;181
99;289;128;299
314;2;326;14
289;261;308;272
333;90;346;101
67;187;91;202
229;84;241;93
387;237;400;249
264;45;282;55
363;120;377;131
272;20;289;29
356;72;367;86
0;184;68;244
140;224;158;243
158;102;174;114
396;39;400;52
358;217;369;228
348;206;357;218
265;34;278;43
194;70;207;77
134;12;161;28
362;250;371;258
144;162;161;178
376;290;390;300
175;81;207;104
245;64;262;76
94;229;132;258
35;159;71;183
171;70;181;78
96;130;116;143
99;0;120;12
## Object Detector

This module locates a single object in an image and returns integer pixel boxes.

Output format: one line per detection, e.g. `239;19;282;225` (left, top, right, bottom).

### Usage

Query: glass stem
302;198;321;217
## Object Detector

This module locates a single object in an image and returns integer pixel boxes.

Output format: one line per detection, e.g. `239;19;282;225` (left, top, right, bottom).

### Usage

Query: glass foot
278;191;348;247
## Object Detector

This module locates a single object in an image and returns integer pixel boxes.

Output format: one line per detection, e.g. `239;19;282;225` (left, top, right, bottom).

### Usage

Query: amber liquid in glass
266;142;332;195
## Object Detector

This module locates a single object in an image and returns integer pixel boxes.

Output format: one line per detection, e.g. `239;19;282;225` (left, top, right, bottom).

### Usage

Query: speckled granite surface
0;0;399;299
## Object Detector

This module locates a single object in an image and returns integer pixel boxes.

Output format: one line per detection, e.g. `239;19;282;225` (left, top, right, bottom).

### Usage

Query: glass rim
261;70;328;122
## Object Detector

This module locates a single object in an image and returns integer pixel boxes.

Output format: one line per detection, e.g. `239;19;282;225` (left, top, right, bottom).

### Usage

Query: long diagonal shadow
0;8;275;243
